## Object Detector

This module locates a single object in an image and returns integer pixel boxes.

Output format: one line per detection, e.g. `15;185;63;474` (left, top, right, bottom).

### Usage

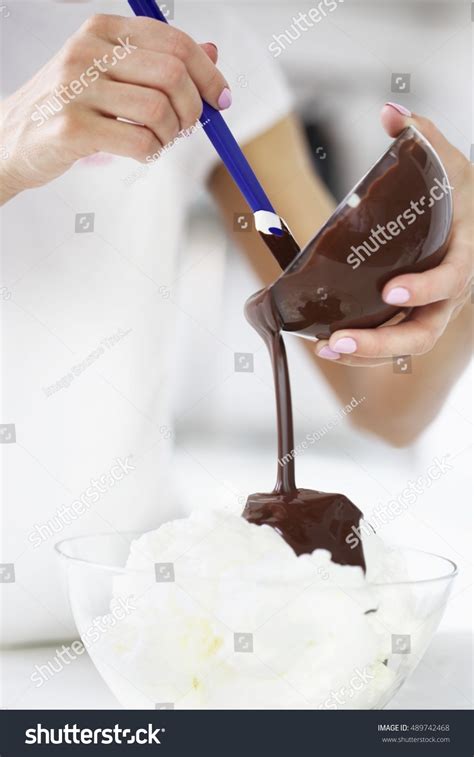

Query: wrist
1;105;36;204
0;155;28;205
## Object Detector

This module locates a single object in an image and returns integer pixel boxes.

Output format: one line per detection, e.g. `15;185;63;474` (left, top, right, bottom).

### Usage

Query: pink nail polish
332;337;357;354
384;287;410;305
385;102;412;117
318;346;341;360
218;87;232;110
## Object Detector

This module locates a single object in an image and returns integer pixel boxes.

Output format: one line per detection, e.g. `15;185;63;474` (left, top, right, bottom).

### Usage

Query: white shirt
0;0;292;644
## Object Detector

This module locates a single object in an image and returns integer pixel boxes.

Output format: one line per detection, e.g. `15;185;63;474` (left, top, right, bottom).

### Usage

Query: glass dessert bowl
55;513;457;710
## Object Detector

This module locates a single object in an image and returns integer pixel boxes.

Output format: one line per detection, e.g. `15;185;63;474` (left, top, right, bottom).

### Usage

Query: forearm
304;300;472;446
210;114;471;446
0;159;24;205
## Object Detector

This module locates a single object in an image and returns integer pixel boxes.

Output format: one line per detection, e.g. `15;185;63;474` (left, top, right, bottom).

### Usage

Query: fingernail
203;42;218;57
332;337;357;354
218;87;232;110
384;286;410;305
318;346;341;361
385;102;412;117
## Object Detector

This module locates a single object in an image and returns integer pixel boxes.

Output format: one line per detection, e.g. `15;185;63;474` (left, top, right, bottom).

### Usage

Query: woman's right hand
0;13;231;203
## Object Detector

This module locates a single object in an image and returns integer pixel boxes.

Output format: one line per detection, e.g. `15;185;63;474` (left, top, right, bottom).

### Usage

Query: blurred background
1;0;472;710
171;2;473;645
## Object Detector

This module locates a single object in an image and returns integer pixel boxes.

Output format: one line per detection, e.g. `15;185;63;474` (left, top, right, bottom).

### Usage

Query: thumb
200;42;218;64
381;102;466;175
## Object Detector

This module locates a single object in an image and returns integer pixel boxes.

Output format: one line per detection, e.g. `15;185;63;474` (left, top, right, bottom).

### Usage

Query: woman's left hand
315;103;473;367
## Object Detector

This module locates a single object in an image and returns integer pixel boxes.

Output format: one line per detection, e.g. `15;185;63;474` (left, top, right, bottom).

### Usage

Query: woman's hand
0;14;230;203
316;104;473;367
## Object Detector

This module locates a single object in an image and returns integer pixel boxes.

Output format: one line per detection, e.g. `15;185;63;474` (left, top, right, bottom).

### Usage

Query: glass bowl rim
54;532;458;588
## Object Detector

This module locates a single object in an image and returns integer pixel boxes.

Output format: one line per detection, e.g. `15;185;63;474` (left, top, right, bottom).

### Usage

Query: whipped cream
87;509;418;709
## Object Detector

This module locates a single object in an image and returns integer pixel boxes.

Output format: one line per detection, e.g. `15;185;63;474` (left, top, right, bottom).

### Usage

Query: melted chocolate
258;221;301;271
270;136;451;339
242;288;366;570
242;133;451;569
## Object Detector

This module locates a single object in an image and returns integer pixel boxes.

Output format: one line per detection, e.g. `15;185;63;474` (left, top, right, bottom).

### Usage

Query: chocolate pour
242;134;451;569
242;286;366;570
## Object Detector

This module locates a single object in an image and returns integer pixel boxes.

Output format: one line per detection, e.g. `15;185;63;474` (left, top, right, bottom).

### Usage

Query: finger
315;342;392;368
200;42;218;64
381;103;467;179
89;79;180;147
89;16;230;110
107;50;203;131
326;301;451;358
89;113;162;162
139;24;231;110
382;255;472;308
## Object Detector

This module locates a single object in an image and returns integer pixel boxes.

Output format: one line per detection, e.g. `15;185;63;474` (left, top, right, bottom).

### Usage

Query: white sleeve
174;5;294;184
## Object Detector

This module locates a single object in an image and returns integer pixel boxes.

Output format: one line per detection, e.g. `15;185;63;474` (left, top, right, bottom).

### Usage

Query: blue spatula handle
127;0;277;216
